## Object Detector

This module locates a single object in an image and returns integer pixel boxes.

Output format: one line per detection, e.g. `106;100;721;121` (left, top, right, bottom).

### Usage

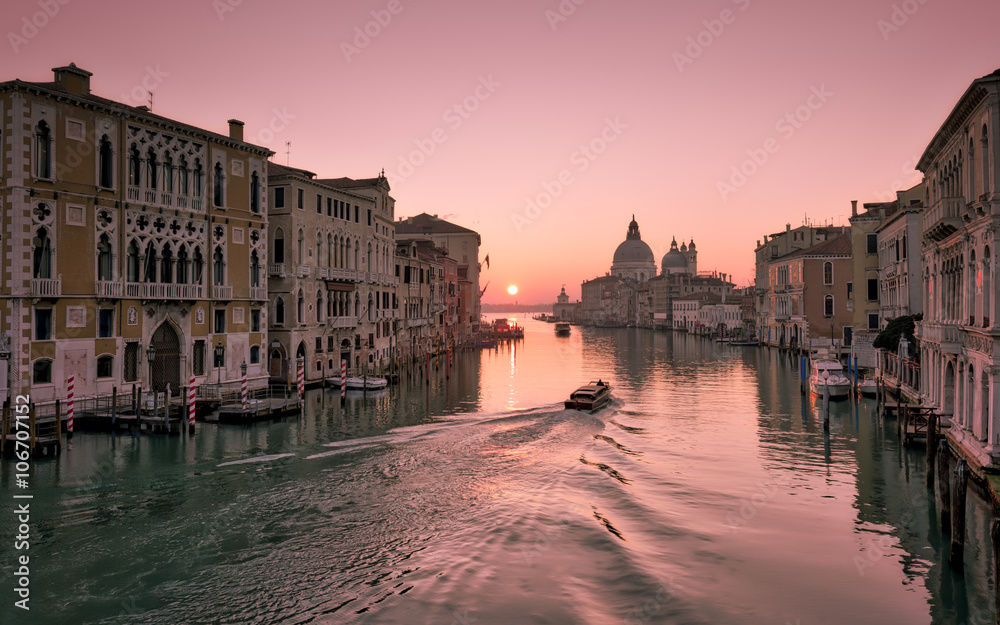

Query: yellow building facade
0;64;272;403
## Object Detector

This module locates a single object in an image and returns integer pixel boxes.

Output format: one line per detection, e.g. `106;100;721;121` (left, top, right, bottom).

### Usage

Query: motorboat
857;377;878;398
810;358;851;399
565;380;612;412
326;376;388;390
555;323;571;336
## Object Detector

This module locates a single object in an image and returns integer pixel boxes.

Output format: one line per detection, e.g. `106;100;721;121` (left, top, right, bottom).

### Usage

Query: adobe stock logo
716;85;833;201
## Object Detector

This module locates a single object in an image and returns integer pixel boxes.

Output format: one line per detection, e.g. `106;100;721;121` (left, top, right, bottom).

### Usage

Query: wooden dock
215;387;301;424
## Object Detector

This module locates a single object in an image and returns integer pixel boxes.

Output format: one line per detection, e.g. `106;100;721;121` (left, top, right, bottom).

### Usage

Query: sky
4;0;1000;304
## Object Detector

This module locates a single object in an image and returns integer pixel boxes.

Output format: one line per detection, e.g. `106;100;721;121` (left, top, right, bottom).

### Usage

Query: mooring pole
950;460;969;569
938;439;951;535
926;413;937;489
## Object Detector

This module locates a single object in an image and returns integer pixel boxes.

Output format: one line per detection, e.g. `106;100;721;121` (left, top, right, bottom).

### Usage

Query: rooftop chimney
851;200;858;217
52;63;92;96
228;119;245;142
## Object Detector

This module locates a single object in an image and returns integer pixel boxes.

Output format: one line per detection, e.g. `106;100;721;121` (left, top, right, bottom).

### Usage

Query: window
213;246;225;286
297;188;304;209
97;234;113;281
97;355;113;378
147;148;158;189
273;229;285;263
193;340;205;376
868;313;879;330
274;187;285;208
251;172;260;213
317;194;322;214
214;309;226;333
32;227;52;279
866;233;877;255
124;342;139;381
846;282;853;298
823;262;833;285
367;209;372;226
193;159;204;197
250;345;260;364
179;156;189;195
251;308;260;332
867;278;878;302
327;198;332;216
770;245;778;258
163;154;174;193
275;297;285;325
35;121;51;178
824;295;834;317
99;135;114;188
35;309;52;340
354;205;359;223
32;359;52;384
250;251;260;287
98;309;114;338
901;234;907;259
315;337;323;352
177;246;189;284
213;162;224;207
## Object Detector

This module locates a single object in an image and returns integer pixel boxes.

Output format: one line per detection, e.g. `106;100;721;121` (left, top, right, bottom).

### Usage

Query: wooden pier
214;385;301;424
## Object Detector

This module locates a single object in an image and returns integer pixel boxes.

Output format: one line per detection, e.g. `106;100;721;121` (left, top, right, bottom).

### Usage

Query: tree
872;314;922;356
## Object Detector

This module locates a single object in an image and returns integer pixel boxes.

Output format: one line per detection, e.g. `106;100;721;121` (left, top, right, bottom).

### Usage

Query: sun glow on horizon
507;285;518;295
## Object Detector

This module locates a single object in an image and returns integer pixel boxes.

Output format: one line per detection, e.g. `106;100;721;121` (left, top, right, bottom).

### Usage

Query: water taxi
809;358;851;399
565;380;612;412
555;323;571;336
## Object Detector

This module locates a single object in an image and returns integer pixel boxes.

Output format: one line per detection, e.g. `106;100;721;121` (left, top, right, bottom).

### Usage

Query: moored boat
325;376;388;390
809;358;851;399
857;377;877;398
564;380;612;412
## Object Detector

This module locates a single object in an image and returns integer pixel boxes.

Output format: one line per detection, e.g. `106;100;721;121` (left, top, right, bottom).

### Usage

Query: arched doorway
151;322;181;395
340;338;352;375
944;360;956;416
269;342;287;381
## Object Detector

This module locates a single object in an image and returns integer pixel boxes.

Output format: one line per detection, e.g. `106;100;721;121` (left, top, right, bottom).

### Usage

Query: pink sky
5;0;999;304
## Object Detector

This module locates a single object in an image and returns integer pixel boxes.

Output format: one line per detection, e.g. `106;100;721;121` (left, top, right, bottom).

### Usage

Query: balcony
296;264;311;278
329;316;358;328
125;281;204;300
250;286;268;301
96;279;124;298
127;185;203;212
917;322;962;352
30;277;61;298
316;266;330;279
268;263;286;278
923;197;964;242
327;268;363;282
212;285;233;300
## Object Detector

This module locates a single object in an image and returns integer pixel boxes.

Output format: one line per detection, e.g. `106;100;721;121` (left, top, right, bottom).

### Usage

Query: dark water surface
1;316;996;624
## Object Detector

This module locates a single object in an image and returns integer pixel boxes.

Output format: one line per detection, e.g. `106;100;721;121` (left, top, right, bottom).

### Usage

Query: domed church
610;216;658;282
661;237;697;275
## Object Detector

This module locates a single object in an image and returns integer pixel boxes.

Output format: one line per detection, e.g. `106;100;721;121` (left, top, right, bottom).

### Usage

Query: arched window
179;155;189;196
317;232;324;267
160;243;173;284
177;245;189;284
99;135;114;188
355;293;360;317
297;229;304;264
97;234;113;281
983;124;990;196
823;261;833;285
367;242;372;270
163;153;174;194
297;289;305;323
824;294;834;317
143;241;157;283
32;227;52;279
328;233;334;268
129;144;141;186
275;297;285;325
971;249;978;325
34;121;51;178
193;159;203;197
126;239;140;282
213;162;224;207
368;293;374;321
251;171;260;213
213;246;225;285
317;290;324;322
970;137;977;199
193;246;204;284
273;228;285;264
146;148;158;189
250;251;260;287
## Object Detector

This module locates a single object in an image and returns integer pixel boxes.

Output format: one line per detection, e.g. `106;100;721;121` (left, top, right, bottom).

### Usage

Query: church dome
661;237;688;271
612;217;654;264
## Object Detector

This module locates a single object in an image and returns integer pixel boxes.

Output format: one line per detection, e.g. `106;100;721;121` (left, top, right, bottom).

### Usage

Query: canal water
2;315;997;624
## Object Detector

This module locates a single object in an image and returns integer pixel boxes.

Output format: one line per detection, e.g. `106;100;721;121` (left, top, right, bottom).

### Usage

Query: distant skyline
4;0;999;303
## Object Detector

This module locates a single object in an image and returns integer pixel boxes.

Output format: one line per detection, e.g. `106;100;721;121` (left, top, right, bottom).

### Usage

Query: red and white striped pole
241;362;248;410
297;356;305;404
340;359;347;403
66;374;74;435
188;375;196;430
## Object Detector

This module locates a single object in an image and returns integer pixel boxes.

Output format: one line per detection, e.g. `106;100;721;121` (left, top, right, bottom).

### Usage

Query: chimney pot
851;200;858;217
228;119;245;142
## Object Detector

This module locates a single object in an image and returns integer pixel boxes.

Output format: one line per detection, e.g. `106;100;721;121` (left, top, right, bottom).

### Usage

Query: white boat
857;377;878;398
326;376;388;390
809;358;851;399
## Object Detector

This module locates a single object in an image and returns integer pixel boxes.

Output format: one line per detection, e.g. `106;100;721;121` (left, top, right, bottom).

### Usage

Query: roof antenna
285;141;291;166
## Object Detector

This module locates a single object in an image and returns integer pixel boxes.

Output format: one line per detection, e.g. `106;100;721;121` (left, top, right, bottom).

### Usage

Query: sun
507;285;518;295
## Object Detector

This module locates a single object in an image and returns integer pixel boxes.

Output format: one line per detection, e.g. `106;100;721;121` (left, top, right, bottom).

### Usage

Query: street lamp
146;344;156;390
214;340;225;387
